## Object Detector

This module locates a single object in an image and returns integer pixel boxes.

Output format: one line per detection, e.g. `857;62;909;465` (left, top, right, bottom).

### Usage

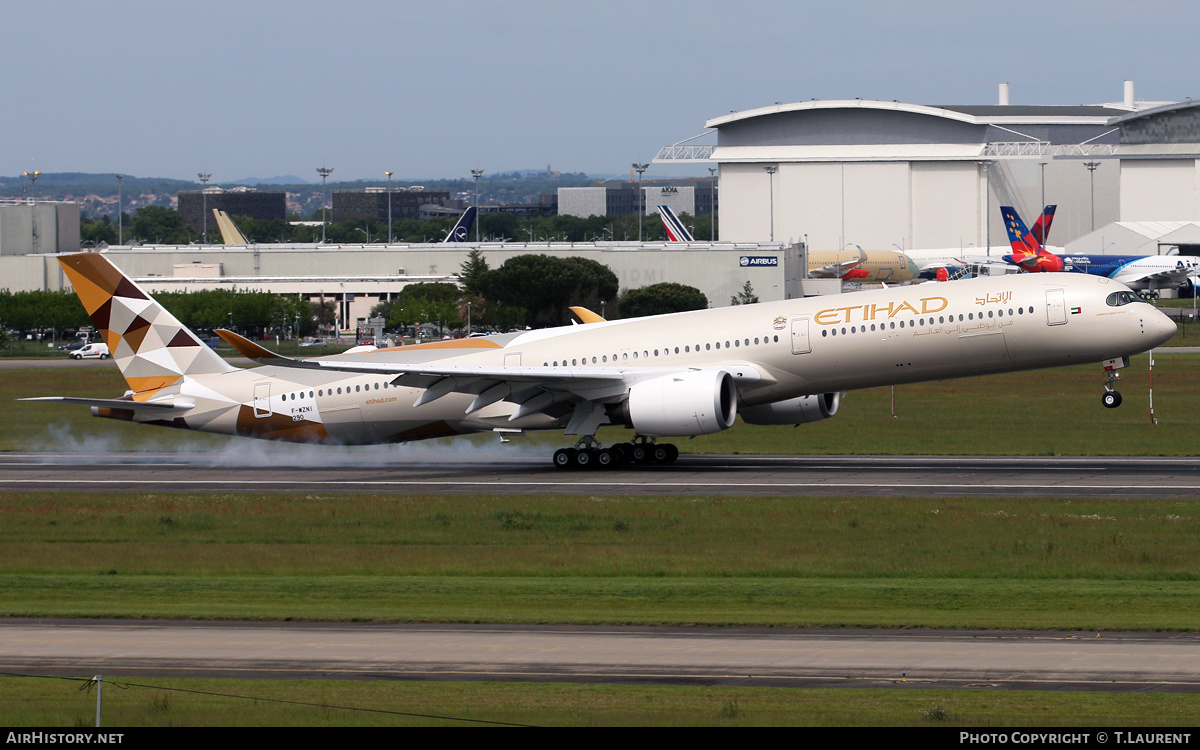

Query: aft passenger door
253;382;271;418
790;317;811;354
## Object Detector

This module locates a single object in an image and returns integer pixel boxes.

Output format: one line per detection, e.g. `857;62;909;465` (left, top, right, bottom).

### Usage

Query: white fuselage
148;272;1173;445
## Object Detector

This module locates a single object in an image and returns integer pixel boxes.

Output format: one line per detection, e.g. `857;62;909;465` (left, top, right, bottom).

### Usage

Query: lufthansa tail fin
57;253;236;397
443;206;477;242
658;205;694;242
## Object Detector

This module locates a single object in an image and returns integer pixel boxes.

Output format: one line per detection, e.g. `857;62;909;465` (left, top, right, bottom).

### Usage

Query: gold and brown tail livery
58;253;235;395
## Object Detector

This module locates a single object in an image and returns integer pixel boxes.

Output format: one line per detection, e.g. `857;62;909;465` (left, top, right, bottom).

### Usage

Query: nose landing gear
1101;356;1129;409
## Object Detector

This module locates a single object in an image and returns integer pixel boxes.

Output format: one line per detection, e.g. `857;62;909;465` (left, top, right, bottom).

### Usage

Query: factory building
557;179;717;219
178;188;287;233
663;82;1200;254
0;201;80;257
2;240;810;332
332;187;451;223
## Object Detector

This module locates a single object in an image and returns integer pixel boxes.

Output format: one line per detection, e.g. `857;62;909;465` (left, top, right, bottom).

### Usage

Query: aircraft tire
596;448;616;468
574;448;595;469
663;444;680;464
1102;391;1122;409
553;448;576;469
651;444;671;464
630;444;651;464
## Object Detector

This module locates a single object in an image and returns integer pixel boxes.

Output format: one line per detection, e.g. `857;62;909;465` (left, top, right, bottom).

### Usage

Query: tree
478;255;618;328
130;206;196;245
617;282;708;319
730;280;759;306
458;249;490;297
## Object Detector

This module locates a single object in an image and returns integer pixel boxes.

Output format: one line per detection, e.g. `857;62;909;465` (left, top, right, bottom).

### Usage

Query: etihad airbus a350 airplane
25;252;1175;468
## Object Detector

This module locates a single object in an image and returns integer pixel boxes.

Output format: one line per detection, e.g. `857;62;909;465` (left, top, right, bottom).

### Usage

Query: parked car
58;340;88;353
71;342;110;360
298;338;326;348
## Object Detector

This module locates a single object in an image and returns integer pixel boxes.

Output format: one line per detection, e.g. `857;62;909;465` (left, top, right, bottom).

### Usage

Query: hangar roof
706;100;1123;129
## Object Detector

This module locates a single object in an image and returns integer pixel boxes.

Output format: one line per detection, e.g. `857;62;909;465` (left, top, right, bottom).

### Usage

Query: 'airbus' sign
740;256;778;267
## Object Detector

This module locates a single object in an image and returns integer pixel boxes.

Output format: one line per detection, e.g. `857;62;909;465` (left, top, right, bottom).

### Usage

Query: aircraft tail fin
1000;205;1042;265
443;206;477;242
1030;205;1056;247
57;252;236;397
658;205;694;242
214;209;250;244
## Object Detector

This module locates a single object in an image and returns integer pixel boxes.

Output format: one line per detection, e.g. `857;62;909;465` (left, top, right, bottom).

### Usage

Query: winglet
569;306;607;324
216;328;291;363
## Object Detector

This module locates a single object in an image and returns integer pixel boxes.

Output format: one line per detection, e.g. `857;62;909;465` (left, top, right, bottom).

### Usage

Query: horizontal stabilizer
569;306;607;324
19;396;194;413
216;329;293;363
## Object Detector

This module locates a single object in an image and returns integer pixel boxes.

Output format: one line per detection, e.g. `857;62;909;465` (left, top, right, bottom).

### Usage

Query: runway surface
2;620;1198;692
2;452;1199;497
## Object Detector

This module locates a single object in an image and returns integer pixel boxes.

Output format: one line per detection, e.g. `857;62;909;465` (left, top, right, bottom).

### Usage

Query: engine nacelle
619;369;738;437
739;392;840;426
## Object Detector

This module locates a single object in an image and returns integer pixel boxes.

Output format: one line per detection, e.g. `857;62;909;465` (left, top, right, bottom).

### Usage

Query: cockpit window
1106;291;1144;307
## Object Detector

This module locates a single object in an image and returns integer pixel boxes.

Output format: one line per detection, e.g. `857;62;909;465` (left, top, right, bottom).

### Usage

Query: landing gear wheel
553;448;576;469
573;449;595;469
595;448;616;468
1102;391;1122;409
630;444;651;464
651;444;680;464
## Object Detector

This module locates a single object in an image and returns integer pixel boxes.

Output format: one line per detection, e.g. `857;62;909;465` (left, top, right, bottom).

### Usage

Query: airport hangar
663;81;1200;256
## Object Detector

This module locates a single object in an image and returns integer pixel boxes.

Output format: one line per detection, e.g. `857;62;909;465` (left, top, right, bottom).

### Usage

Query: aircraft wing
1132;265;1198;285
808;259;862;279
215;329;765;426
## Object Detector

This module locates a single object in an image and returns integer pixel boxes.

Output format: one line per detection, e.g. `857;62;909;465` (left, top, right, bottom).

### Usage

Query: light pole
1039;161;1048;223
23;170;39;201
708;166;717;241
316;166;334;243
198;172;211;244
471;169;484;242
385;171;394;243
1084;162;1100;232
115;174;124;245
764;165;778;242
632;163;648;241
979;160;994;253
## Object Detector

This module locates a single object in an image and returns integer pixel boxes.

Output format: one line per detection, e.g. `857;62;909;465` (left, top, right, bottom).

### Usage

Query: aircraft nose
1145;307;1177;348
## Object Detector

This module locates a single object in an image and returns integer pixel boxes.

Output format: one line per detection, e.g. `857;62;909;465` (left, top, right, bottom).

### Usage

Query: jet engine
616;369;738;437
739;392;840;426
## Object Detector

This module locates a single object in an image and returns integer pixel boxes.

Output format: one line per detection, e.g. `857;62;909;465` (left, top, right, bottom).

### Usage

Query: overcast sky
3;0;1197;183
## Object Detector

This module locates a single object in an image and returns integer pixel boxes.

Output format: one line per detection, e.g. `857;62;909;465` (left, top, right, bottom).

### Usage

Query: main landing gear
552;435;680;470
1101;356;1128;409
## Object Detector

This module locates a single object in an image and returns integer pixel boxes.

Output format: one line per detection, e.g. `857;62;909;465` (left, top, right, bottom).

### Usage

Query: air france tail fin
57;252;236;397
658;205;694;242
1030;205;1056;247
443;206;477;242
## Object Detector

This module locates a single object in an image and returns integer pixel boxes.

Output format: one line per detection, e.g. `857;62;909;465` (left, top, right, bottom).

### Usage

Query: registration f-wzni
26;253;1176;468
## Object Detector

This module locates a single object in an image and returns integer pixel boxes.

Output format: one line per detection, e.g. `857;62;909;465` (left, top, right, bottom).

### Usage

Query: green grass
2;676;1197;726
5;353;1199;454
1;493;1197;629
